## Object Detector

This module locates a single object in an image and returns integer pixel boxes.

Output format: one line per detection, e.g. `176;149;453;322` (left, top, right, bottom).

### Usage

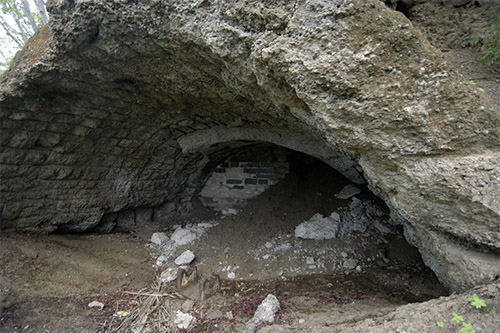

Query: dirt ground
0;232;155;332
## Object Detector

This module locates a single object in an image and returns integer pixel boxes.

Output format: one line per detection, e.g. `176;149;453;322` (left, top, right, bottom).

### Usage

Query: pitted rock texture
1;0;499;291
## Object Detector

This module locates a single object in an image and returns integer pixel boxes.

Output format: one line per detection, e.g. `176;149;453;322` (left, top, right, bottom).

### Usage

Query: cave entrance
162;142;448;306
198;142;360;223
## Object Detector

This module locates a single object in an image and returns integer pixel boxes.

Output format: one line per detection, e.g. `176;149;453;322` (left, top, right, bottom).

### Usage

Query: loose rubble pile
115;174;448;332
295;196;393;240
148;190;402;288
149;222;217;268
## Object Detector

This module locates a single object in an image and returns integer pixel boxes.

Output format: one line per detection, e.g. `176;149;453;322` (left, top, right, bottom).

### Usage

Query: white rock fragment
343;258;358;270
150;232;169;246
262;254;271;260
171;228;197;245
306;257;315;265
155;255;168;267
160;267;179;283
265;241;274;249
227;272;236;279
295;213;341;240
88;301;104;310
336;184;361;199
221;208;238;216
174;310;195;330
175;250;195;266
244;294;280;333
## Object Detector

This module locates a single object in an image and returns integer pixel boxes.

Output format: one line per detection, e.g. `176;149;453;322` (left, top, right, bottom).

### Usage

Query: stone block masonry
201;160;289;211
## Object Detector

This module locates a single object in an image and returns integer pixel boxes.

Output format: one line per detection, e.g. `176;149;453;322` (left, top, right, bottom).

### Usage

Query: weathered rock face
1;0;499;292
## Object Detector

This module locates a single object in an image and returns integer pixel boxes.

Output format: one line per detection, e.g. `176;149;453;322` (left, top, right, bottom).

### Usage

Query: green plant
452;312;464;323
452;312;474;333
468;80;485;93
472;10;500;68
460;321;475;333
432;317;444;328
467;294;486;309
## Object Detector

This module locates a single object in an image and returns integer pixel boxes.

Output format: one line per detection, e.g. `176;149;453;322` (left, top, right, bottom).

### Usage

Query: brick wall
200;148;290;210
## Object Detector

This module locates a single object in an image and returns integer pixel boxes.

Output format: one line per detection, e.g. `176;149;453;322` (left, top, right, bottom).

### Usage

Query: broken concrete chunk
150;232;169;246
174;250;195;266
336;184;361;199
171;228;196;245
174;310;195;330
294;213;341;240
244;294;280;333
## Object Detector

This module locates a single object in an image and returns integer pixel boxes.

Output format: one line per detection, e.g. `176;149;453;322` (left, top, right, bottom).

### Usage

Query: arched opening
146;141;448;310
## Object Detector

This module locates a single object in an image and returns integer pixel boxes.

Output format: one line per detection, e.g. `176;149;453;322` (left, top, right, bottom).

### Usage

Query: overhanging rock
1;0;499;292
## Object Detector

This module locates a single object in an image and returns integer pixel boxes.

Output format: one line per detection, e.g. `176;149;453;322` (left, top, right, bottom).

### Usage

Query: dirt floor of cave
0;228;447;333
0;162;448;332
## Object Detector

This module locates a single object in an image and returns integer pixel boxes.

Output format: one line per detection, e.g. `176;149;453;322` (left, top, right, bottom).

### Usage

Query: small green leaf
469;80;477;85
477;87;485;93
452;312;464;323
467;294;486;309
409;311;415;317
437;321;444;328
460;321;475;333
